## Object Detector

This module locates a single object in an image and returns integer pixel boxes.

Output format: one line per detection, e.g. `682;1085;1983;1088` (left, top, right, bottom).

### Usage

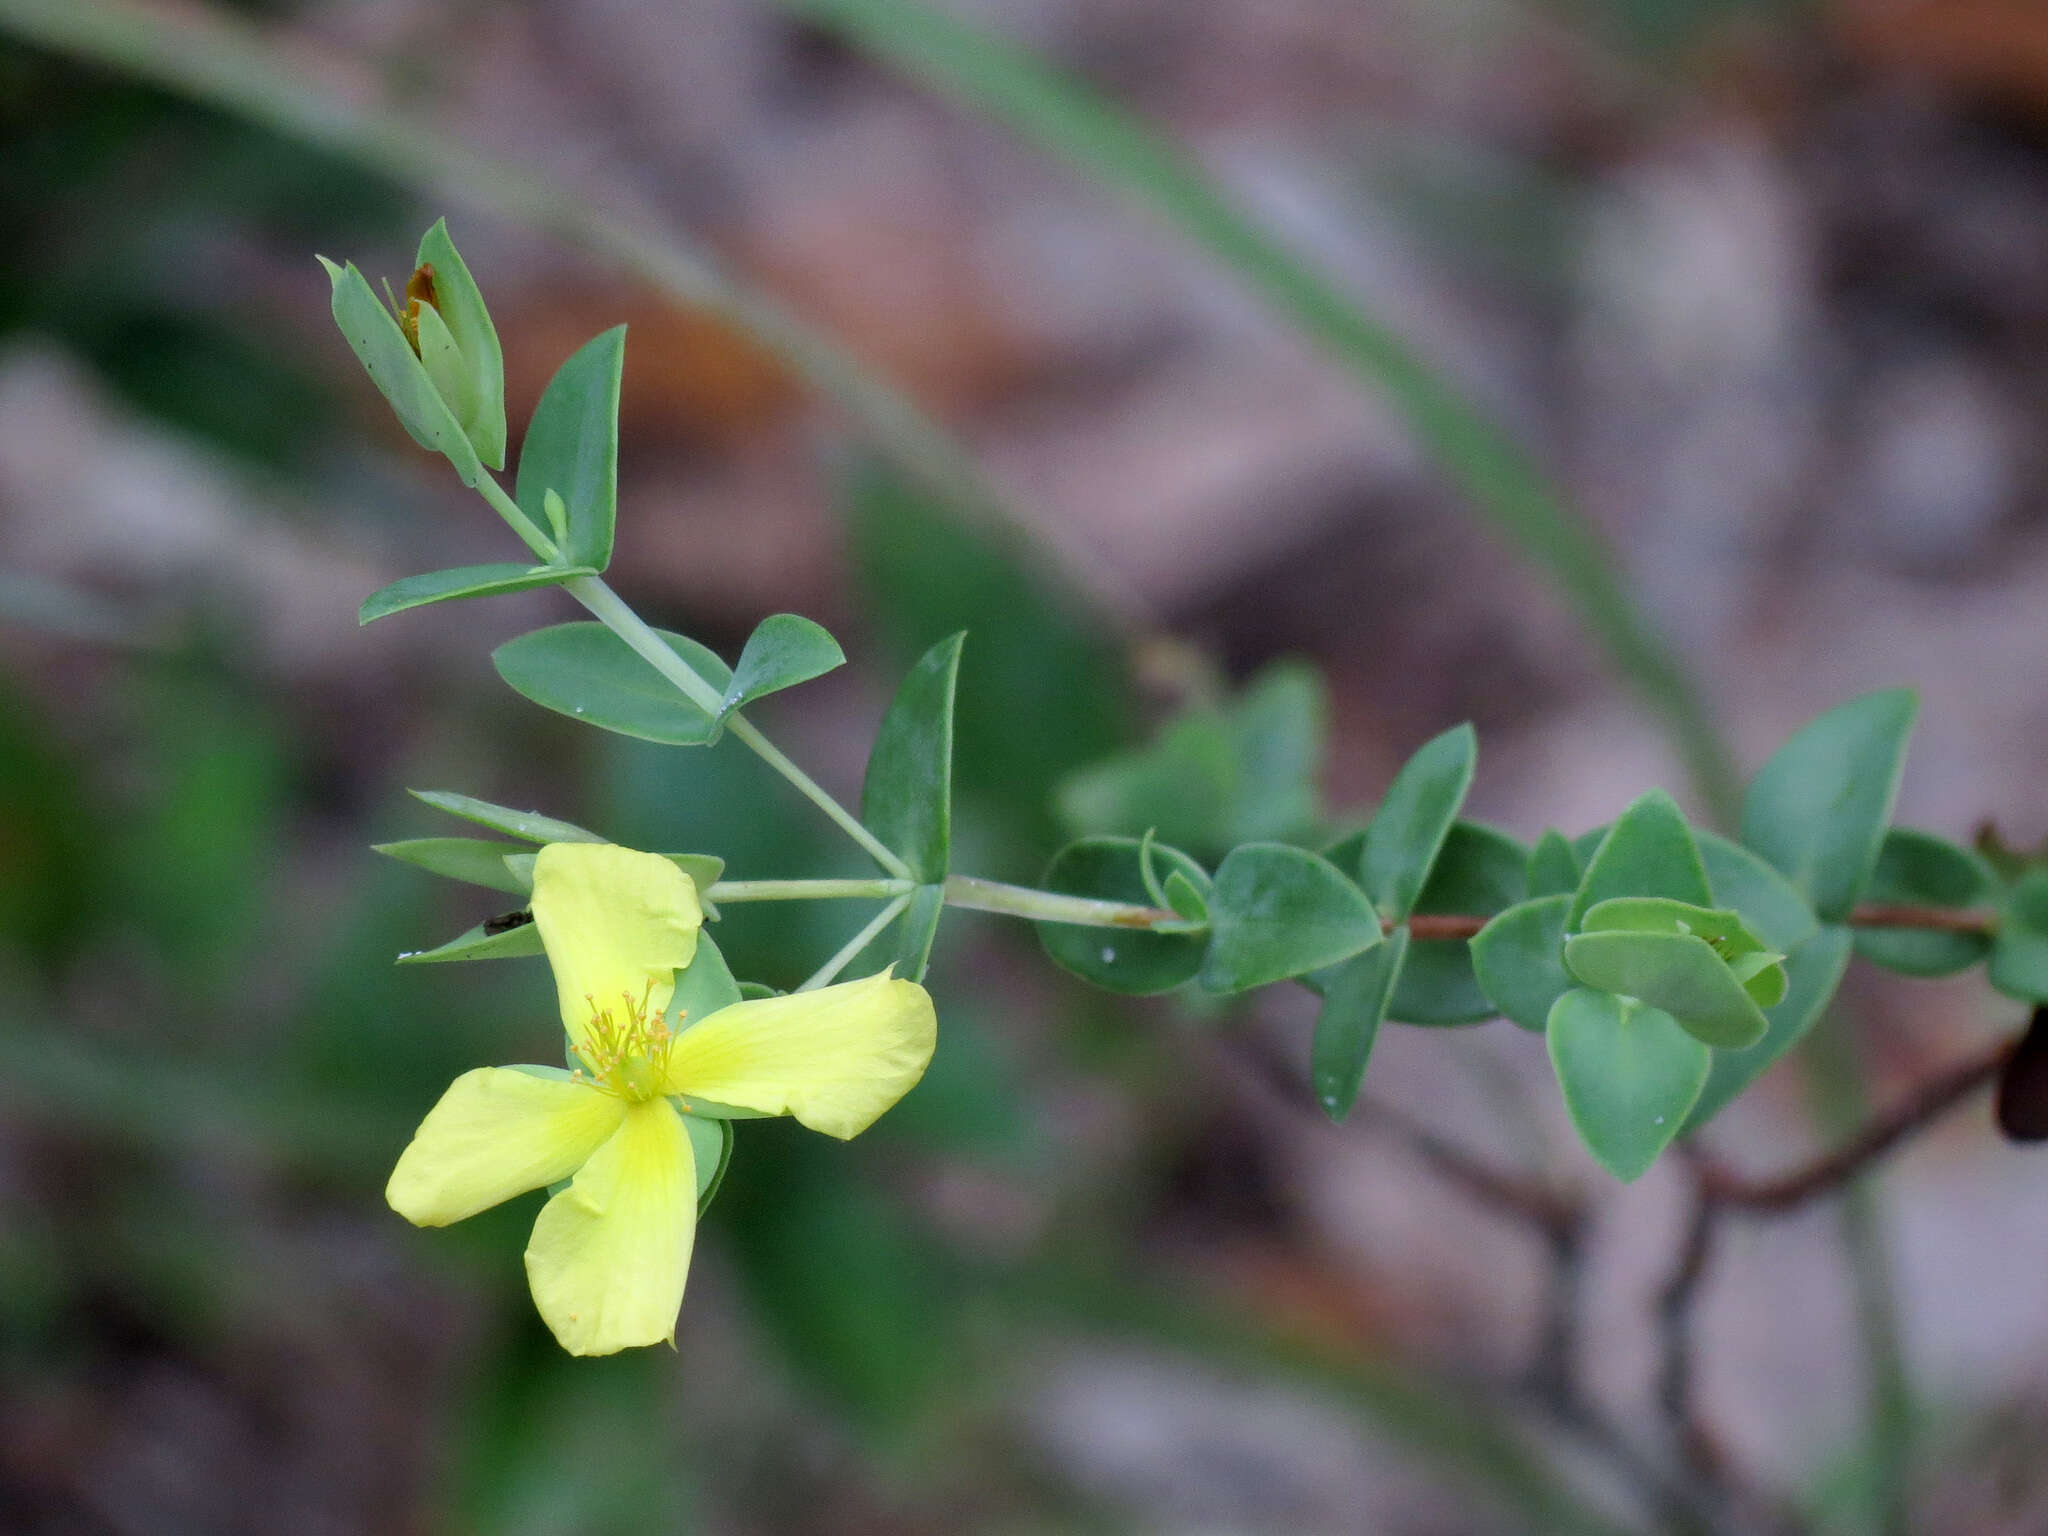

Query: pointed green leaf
1684;927;1853;1131
1578;896;1786;1009
415;218;506;469
861;633;963;882
1527;830;1581;899
1054;708;1236;855
1162;869;1210;923
515;326;625;570
359;562;594;625
685;1112;735;1212
410;300;472;437
1568;789;1710;928
1696;830;1818;954
1740;689;1917;922
409;789;603;845
713;613;847;732
319;255;481;485
672;933;743;1023
492;622;732;744
1389;821;1528;1024
1563;930;1769;1050
1548;988;1709;1181
373;836;530;895
1992;870;2048;1002
1310;927;1409;1121
1359;723;1476;922
396;915;543;964
890;884;946;983
1471;894;1574;1031
1855;828;1995;978
666;854;726;899
1224;660;1327;845
1201;843;1381;993
1037;836;1209;994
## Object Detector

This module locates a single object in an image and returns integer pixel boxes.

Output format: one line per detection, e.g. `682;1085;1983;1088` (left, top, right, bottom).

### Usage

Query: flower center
571;985;683;1102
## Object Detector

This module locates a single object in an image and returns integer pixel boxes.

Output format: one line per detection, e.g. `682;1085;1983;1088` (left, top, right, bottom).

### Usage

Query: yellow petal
531;843;702;1051
524;1098;697;1356
387;1067;624;1227
662;970;936;1139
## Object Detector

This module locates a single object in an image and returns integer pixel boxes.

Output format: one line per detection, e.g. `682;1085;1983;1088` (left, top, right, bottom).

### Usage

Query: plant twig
1695;1035;2016;1214
1649;1033;2019;1533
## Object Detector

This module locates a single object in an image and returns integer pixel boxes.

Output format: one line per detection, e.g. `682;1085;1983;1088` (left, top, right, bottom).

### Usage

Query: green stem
561;574;916;881
708;878;914;903
474;474;562;565
942;874;1185;929
800;893;913;991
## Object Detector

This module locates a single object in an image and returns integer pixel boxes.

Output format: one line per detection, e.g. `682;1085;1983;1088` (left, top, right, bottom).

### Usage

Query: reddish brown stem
1695;1036;2017;1213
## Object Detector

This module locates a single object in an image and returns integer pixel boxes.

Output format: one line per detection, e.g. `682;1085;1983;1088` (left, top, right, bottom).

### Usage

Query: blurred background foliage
3;0;2048;1531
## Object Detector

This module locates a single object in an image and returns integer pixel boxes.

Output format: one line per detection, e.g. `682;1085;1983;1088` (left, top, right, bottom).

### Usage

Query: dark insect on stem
1995;1006;2048;1142
483;909;533;936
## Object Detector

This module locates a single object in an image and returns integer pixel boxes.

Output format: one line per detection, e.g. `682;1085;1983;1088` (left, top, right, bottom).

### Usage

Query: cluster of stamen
570;983;684;1101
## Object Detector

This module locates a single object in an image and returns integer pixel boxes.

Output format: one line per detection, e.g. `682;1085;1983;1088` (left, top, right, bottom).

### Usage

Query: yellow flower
386;842;937;1356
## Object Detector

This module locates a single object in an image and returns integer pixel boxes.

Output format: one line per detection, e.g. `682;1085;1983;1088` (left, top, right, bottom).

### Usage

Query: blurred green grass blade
0;0;1137;624
781;0;1738;822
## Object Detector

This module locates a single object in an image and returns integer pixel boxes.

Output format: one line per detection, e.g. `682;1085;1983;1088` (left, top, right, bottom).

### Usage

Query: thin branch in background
1696;1035;2016;1214
1649;1031;2021;1534
1225;1028;1723;1532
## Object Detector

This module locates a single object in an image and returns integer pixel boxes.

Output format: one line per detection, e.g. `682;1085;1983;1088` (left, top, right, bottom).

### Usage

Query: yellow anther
571;981;680;1101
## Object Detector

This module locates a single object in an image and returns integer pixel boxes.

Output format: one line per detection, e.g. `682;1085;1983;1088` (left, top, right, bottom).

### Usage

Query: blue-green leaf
714;613;846;732
1359;723;1476;923
1568;789;1710;928
1470;894;1573;1031
1526;829;1582;899
1696;830;1819;954
1548;988;1709;1181
1578;897;1786;1009
373;836;529;895
1389;821;1528;1025
1038;836;1209;994
890;884;946;984
1991;870;2048;1002
396;915;543;964
1310;927;1409;1120
493;623;732;745
1562;930;1769;1050
1201;843;1381;993
1855;828;1995;978
414;219;506;470
1684;927;1853;1131
1225;660;1327;845
516;326;625;570
1740;690;1917;922
861;633;963;882
685;1113;735;1213
672;933;744;1023
359;562;593;625
409;789;603;845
